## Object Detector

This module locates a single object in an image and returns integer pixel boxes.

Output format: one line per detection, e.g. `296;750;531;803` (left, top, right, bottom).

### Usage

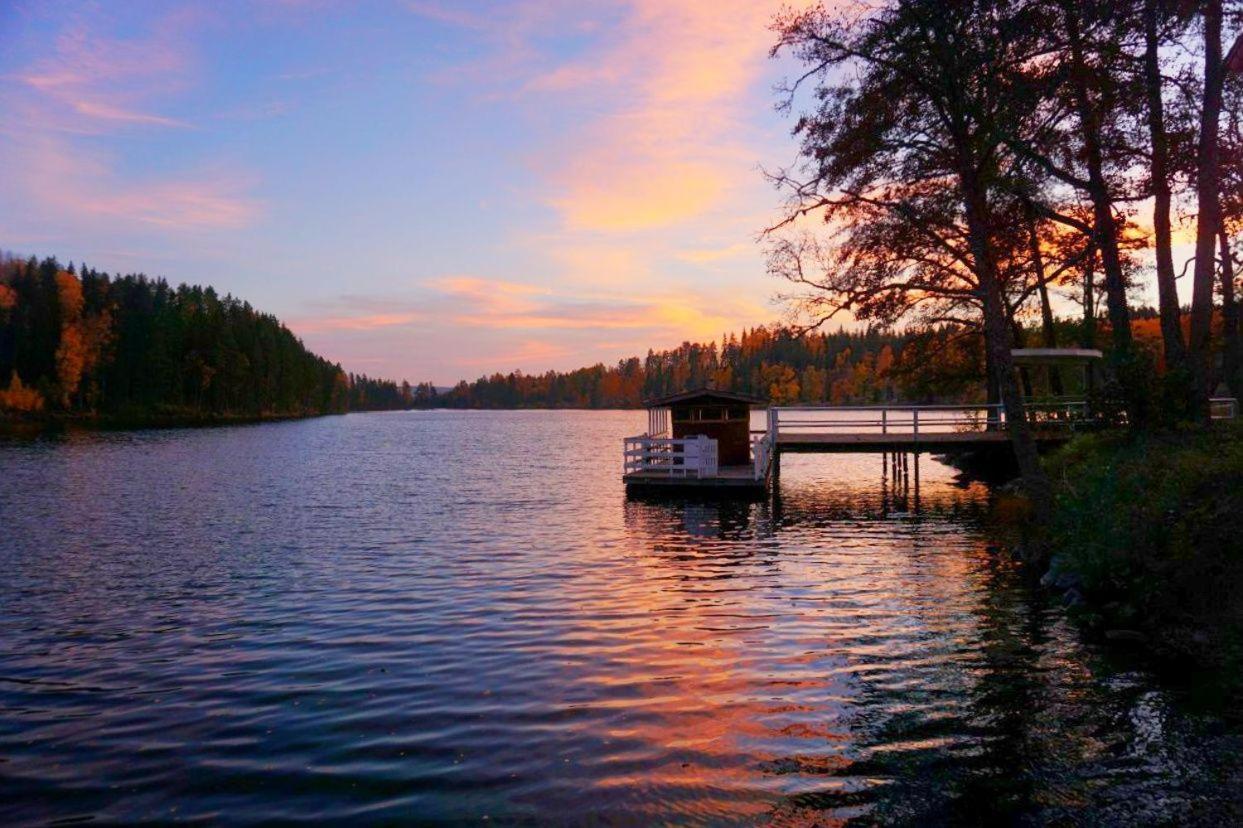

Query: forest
763;0;1243;506
0;251;965;416
428;327;915;409
0;251;1201;419
0;255;413;423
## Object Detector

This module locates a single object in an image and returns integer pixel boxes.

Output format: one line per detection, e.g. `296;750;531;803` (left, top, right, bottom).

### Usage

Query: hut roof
644;388;767;408
1010;348;1103;366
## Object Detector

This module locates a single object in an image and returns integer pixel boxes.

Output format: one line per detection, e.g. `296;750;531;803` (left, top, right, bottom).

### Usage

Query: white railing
1211;397;1239;420
750;430;775;480
623;434;718;478
768;401;1096;439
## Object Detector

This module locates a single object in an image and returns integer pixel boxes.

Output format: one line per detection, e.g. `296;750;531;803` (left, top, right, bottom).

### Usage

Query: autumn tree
768;0;1052;509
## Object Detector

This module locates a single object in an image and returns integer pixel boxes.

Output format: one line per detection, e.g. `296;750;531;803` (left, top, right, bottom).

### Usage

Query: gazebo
1011;347;1102;421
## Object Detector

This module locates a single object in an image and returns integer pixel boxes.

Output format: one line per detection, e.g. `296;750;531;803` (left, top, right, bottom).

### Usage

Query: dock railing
1211;397;1239;420
768;398;1237;440
750;429;775;480
770;403;1008;439
767;401;1105;439
623;434;718;478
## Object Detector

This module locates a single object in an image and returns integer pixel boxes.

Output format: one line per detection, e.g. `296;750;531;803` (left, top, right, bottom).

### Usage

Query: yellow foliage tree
800;365;826;402
0;373;44;413
53;272;87;408
760;362;800;404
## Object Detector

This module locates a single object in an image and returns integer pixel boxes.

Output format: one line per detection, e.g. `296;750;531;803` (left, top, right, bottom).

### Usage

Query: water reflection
623;450;1243;825
1;412;1241;824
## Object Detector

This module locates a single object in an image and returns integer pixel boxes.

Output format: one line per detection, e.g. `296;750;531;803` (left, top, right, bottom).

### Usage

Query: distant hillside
0;255;414;423
421;325;986;409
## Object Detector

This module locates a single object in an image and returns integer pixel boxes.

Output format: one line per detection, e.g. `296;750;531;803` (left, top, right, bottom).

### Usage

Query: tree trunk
1190;0;1224;418
985;340;1001;430
1061;1;1133;363
1221;230;1241;399
1027;215;1064;395
1011;316;1034;398
959;165;1049;515
1082;255;1096;350
1143;0;1189;373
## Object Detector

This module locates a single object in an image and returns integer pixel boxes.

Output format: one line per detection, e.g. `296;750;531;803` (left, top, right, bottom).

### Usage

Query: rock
1104;629;1148;644
1062;588;1085;607
1053;570;1083;591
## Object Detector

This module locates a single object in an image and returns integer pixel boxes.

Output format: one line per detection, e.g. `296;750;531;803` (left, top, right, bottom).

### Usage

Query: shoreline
1032;424;1243;683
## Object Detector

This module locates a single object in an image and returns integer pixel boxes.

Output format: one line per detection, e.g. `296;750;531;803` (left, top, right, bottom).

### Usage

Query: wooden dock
775;429;1068;453
623;398;1239;492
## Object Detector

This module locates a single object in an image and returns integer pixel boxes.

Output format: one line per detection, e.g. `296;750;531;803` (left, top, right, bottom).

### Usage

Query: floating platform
622;463;771;492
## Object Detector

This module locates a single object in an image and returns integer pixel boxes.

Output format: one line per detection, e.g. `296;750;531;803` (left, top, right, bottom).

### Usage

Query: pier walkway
623;398;1239;491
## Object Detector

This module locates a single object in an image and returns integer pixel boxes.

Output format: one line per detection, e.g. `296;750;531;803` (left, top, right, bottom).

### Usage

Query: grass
1043;422;1243;669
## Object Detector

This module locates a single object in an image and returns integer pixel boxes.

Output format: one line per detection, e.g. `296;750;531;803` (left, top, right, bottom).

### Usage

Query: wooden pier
623;394;1240;493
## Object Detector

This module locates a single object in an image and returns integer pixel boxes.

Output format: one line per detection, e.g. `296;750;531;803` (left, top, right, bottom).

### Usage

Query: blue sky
0;0;813;383
0;0;1192;384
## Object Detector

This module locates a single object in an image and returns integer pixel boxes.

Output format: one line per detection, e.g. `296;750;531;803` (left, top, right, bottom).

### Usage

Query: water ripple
1;411;1241;824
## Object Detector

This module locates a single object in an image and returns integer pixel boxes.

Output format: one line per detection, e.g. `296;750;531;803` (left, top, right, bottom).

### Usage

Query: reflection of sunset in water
2;411;1241;824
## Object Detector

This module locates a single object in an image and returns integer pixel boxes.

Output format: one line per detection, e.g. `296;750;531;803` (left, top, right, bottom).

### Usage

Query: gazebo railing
623;434;718;478
1211;397;1239;420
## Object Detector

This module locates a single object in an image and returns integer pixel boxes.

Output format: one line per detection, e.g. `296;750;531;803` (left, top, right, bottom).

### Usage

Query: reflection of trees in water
622;470;1243;825
773;455;993;527
623;493;775;544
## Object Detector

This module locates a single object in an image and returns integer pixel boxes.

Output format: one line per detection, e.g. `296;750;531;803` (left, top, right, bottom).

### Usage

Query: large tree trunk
1061;1;1133;365
1081;255;1097;409
959;165;1049;515
1143;0;1189;373
984;340;1001;430
1011;315;1035;399
1190;0;1225;418
1027;215;1064;395
1222;230;1241;399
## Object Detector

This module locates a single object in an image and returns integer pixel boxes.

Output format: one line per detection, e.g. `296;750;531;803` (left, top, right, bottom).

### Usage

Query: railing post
913;408;918;441
882;408;888;435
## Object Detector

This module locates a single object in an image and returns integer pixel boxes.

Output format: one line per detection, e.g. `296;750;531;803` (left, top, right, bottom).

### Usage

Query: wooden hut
645;388;764;466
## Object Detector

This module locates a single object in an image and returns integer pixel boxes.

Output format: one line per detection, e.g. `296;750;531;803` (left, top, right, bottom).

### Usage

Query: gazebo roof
1010;348;1103;366
644;388;766;408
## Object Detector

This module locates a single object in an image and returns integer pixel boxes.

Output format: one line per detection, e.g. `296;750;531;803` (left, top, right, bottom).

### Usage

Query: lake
2;410;1241;824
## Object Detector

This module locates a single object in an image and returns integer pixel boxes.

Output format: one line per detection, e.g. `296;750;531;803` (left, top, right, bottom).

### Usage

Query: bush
1045;423;1243;667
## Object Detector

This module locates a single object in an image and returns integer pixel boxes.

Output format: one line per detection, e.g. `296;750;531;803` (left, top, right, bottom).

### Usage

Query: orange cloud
291;312;425;333
425;276;766;340
457;339;575;367
525;0;803;231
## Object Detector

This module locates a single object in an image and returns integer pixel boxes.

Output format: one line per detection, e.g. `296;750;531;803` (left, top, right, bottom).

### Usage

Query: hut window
674;406;731;423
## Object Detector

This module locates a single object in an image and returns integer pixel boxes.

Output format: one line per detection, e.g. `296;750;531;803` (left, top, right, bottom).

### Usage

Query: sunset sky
0;1;1188;384
0;0;818;383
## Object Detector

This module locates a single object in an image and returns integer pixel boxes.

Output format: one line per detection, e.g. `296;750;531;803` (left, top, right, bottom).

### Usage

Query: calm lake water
2;410;1241;825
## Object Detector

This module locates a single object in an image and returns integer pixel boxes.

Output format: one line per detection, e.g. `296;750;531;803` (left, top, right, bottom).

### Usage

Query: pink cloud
291;311;426;334
15;10;197;134
66;100;189;128
9;135;261;231
3;7;261;232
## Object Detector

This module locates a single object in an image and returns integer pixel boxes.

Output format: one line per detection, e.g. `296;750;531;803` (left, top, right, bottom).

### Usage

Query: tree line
0;255;412;422
766;0;1243;512
425;326;920;408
